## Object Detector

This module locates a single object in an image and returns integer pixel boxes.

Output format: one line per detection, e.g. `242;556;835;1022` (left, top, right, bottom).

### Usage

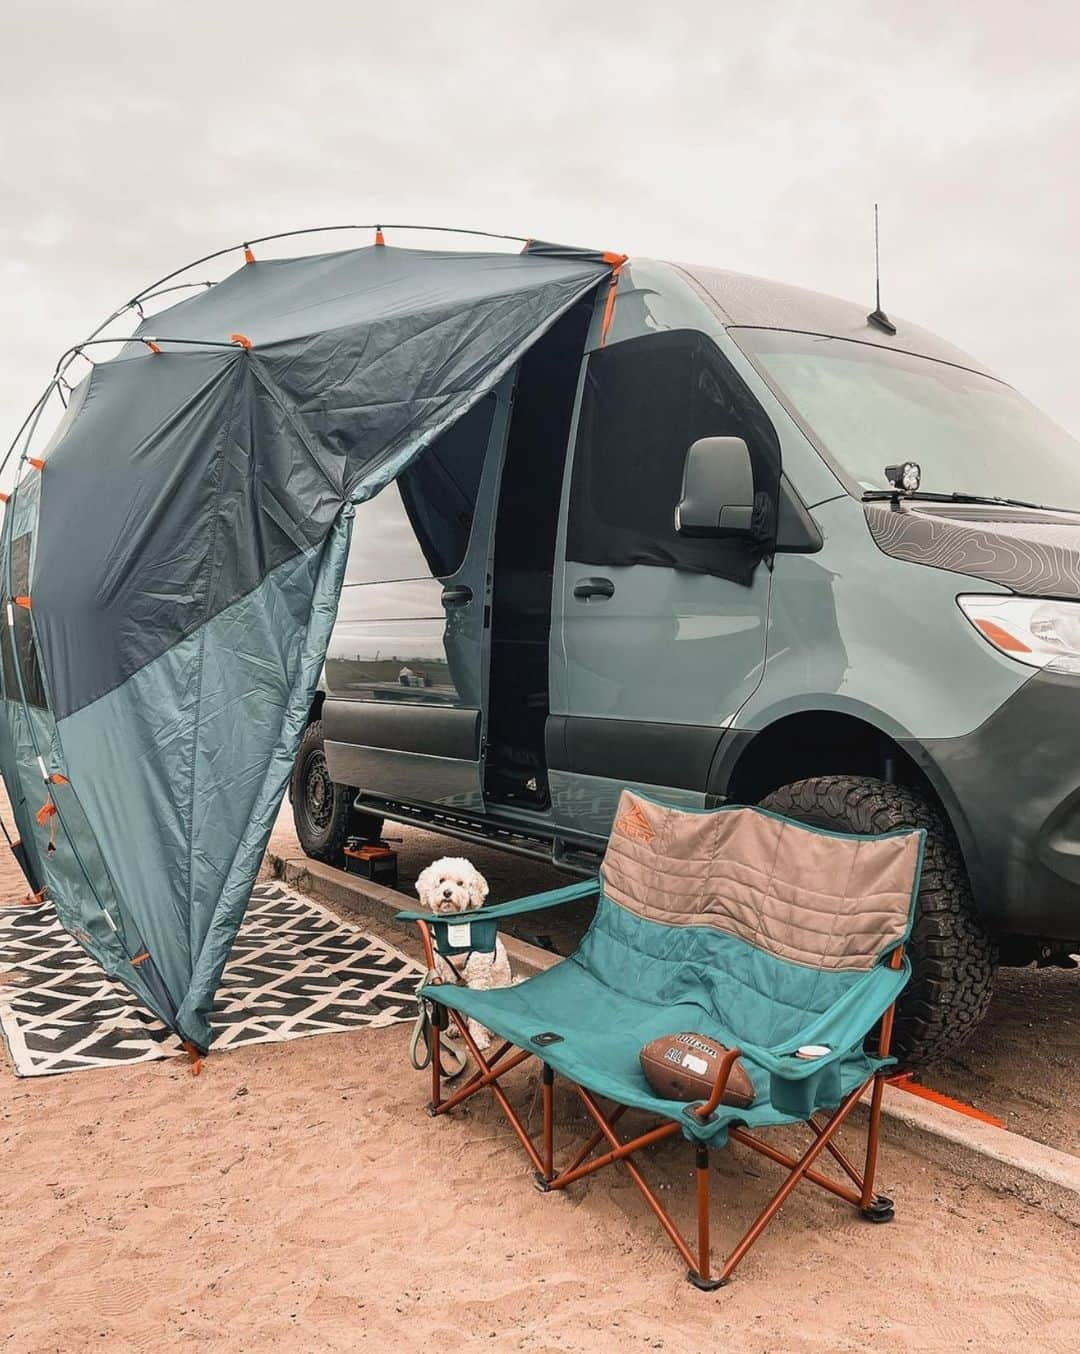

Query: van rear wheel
757;775;996;1067
291;720;384;865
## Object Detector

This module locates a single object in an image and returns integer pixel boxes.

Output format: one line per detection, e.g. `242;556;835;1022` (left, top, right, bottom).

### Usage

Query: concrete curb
270;851;1080;1225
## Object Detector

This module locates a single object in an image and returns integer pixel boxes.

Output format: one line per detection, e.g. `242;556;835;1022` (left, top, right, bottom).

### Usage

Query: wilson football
639;1032;755;1108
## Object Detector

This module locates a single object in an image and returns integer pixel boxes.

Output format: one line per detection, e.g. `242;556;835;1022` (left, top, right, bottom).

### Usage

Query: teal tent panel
0;705;46;892
0;700;53;905
54;514;351;1047
0;701;172;1021
176;508;352;1046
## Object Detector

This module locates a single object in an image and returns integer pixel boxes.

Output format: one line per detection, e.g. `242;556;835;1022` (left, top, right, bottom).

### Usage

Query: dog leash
409;971;468;1080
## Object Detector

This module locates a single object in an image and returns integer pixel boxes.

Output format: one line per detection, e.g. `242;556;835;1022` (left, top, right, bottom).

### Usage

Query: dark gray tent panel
0;239;614;1051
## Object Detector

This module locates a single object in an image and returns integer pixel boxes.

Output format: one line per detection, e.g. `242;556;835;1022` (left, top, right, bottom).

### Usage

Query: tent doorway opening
483;296;593;810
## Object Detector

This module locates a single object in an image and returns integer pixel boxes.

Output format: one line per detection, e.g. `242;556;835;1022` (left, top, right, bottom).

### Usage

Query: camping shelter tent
0;230;617;1053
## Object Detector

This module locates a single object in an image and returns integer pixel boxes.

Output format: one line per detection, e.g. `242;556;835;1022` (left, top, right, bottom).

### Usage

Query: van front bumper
911;670;1080;944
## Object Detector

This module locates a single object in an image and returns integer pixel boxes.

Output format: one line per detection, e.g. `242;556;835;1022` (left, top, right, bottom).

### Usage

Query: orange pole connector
599;252;629;348
13;595;31;610
142;338;163;355
243;245;256;264
0;493;9;504
374;227;385;246
181;1040;203;1076
230;333;252;350
27;458;45;472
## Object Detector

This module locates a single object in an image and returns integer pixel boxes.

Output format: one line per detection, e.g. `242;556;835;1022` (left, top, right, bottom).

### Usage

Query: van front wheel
757;775;996;1067
291;720;384;865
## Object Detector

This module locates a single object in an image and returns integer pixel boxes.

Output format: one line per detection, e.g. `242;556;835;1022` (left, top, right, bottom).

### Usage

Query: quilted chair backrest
577;791;923;1048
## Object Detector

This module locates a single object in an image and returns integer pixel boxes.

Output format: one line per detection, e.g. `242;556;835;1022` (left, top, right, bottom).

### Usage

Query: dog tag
446;922;472;948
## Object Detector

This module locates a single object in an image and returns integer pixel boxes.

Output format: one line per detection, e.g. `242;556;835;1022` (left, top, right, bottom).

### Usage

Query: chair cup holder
769;1061;842;1119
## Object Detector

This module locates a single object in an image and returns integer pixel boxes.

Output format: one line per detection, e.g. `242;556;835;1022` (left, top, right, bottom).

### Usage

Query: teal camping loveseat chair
396;790;925;1289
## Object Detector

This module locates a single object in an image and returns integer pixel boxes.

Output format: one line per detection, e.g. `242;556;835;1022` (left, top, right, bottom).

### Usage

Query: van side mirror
675;437;756;539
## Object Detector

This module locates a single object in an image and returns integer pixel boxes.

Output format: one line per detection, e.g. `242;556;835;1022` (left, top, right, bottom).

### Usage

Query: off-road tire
758;775;996;1067
291;720;383;865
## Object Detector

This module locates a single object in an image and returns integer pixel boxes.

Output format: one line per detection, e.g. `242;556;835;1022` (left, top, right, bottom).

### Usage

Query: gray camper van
290;259;1080;1063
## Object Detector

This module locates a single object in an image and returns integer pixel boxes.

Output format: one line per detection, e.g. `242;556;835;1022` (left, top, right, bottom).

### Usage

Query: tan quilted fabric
602;791;920;971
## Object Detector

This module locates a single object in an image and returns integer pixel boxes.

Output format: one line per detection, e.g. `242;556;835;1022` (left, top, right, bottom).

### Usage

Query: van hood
864;500;1080;598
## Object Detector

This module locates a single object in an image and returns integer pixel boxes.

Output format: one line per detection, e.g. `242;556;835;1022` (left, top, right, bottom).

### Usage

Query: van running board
352;795;600;872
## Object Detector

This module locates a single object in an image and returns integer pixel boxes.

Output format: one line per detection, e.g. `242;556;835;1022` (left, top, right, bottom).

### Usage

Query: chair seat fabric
422;956;884;1145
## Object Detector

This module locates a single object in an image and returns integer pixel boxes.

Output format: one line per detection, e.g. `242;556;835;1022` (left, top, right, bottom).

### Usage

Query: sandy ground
4;1014;1080;1353
1;793;1078;1350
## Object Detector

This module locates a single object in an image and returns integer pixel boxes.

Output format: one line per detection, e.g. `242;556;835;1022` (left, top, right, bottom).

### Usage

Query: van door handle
573;577;615;601
441;584;473;607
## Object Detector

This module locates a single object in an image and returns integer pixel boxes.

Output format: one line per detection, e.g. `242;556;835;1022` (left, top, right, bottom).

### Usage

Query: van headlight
958;596;1080;674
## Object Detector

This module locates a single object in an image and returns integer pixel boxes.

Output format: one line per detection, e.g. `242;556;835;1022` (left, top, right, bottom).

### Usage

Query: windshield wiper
862;489;1054;511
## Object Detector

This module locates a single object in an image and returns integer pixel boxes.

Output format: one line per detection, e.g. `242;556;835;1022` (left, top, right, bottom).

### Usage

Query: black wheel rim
301;749;334;835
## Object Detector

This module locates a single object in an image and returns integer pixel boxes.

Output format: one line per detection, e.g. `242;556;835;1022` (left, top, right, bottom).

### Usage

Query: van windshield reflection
732;328;1080;513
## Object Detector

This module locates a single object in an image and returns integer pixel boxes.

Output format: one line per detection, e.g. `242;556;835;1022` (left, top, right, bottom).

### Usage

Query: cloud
3;0;1080;465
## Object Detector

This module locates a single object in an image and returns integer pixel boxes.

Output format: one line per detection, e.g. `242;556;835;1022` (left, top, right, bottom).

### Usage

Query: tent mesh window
1;533;47;708
398;392;497;578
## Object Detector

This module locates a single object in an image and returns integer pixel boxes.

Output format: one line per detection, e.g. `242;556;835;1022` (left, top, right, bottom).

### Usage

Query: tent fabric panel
126;245;609;353
37;253;608;722
247;273;608;503
176;507;352;1048
1;701;171;1012
32;351;243;719
0;702;49;895
55;519;350;1047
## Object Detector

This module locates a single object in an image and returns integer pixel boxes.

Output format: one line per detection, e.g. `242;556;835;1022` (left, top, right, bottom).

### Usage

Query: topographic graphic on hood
864;501;1080;598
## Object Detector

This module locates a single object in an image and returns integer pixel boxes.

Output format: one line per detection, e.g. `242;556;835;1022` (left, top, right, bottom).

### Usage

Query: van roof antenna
867;203;897;335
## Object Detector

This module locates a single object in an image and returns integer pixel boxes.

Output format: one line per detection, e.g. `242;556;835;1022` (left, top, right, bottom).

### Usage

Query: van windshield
732;328;1080;512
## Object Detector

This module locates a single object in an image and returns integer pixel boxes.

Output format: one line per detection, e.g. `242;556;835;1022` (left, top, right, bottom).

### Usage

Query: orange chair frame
415;920;903;1289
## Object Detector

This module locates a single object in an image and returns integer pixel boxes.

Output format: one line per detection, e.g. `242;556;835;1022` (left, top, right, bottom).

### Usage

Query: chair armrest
393;877;600;925
738;958;911;1082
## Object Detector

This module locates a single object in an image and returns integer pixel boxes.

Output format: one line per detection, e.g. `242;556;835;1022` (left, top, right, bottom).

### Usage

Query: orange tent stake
886;1072;1005;1128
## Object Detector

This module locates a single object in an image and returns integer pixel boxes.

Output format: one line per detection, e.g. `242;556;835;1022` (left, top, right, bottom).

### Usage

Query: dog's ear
415;862;439;905
467;866;490;909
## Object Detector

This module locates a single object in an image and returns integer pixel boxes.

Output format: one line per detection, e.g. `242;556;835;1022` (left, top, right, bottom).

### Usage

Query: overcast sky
3;1;1079;470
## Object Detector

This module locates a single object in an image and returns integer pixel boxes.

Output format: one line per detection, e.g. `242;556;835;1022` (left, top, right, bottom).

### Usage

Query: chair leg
541;1064;555;1182
859;1072;895;1222
807;1114;866;1193
716;1080;869;1284
449;1016;547;1175
566;1087;699;1271
687;1143;725;1291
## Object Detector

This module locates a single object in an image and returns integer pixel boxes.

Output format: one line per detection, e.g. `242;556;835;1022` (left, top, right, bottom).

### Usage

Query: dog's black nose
442;888;453;899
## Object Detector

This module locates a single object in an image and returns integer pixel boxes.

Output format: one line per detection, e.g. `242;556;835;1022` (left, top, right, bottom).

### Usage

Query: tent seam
183;361;247;955
246;359;346;503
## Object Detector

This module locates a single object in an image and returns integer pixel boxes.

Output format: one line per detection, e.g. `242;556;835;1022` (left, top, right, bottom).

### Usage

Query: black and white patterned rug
0;881;423;1076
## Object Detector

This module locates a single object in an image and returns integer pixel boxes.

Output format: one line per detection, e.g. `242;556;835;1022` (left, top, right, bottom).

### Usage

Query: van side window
565;330;780;581
345;394;496;584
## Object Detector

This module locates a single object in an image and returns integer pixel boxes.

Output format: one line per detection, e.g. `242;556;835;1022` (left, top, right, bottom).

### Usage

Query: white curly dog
415;856;512;1051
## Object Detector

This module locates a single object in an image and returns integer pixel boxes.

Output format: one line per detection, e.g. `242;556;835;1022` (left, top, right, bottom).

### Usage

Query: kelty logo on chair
614;800;655;844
